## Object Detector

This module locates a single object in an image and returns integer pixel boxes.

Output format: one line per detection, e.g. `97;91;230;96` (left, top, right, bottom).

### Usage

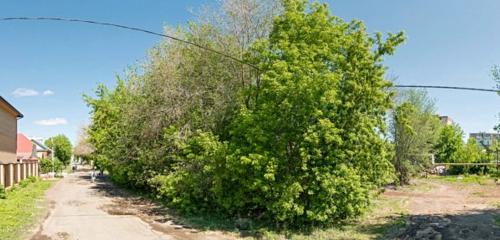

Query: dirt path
384;178;500;239
31;171;236;240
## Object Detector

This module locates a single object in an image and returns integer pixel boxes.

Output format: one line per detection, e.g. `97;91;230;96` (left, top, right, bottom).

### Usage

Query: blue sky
0;0;499;143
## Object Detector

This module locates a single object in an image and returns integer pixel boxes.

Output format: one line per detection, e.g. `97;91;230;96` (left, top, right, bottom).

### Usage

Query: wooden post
21;163;26;180
14;163;21;184
5;163;13;187
34;162;39;176
27;163;32;177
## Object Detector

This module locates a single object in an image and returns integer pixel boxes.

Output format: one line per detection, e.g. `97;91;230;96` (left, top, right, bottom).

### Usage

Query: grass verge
435;174;493;185
0;179;56;240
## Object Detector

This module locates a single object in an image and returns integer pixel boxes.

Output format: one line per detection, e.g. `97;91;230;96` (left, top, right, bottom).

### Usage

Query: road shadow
395;210;500;240
353;209;500;240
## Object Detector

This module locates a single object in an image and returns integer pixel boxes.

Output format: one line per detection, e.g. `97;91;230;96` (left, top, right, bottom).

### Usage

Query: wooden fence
0;160;39;188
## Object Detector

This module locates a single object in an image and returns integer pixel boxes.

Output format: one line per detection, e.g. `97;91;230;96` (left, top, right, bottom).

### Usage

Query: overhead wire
1;17;499;94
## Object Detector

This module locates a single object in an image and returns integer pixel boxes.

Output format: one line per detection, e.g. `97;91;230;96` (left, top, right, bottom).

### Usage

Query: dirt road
384;178;500;239
31;171;234;240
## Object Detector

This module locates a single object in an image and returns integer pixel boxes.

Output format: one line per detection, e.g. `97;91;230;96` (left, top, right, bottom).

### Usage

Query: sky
0;0;499;143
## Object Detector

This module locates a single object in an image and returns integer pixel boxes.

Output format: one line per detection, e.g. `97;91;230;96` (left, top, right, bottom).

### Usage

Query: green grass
0;179;56;240
436;175;493;185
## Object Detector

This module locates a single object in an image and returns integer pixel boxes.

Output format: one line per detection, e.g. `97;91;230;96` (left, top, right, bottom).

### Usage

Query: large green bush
86;0;404;227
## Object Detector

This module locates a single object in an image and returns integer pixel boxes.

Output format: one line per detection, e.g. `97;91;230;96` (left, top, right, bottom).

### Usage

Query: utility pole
51;138;56;175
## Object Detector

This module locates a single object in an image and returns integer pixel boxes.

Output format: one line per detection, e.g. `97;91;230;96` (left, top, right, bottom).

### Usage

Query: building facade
0;96;38;188
17;133;38;161
439;116;453;126
0;96;23;164
469;132;500;148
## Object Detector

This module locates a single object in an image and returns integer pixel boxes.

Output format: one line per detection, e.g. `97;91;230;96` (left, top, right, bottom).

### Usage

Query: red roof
17;133;34;160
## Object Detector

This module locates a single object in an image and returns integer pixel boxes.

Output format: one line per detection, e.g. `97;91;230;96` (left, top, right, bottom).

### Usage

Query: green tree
460;137;492;174
205;0;404;225
86;0;405;227
85;0;279;187
391;102;416;185
462;138;482;163
434;124;464;164
492;66;500;131
45;135;73;166
84;81;133;184
390;90;441;185
390;90;441;184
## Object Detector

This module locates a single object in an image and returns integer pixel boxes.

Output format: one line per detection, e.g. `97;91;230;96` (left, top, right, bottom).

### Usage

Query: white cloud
42;90;55;96
12;88;39;97
34;118;68;126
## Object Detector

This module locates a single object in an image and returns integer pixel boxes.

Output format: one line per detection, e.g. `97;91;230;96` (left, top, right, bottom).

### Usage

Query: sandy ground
384;178;500;239
30;171;235;240
385;179;500;215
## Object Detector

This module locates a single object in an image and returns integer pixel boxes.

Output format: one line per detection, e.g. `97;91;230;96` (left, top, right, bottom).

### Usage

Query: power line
393;85;498;93
0;17;258;69
1;17;499;94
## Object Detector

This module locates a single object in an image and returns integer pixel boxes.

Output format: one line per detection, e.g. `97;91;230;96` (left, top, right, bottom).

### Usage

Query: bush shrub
85;0;404;228
0;185;6;199
40;158;63;174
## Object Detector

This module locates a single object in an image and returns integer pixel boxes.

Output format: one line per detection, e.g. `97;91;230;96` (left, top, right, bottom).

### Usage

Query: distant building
16;133;38;161
31;139;52;159
439;116;453;126
469;132;500;148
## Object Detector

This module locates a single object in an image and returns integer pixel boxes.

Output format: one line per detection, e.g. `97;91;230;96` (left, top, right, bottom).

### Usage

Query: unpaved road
384;178;500;239
31;172;235;240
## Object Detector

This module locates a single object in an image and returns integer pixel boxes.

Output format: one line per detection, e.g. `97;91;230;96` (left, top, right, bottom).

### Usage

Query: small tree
492;66;500;130
45;135;73;166
392;102;416;185
390;90;441;184
73;125;94;164
434;124;464;174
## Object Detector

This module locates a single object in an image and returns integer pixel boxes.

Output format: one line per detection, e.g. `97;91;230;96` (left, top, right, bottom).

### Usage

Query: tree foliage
73;125;94;158
39;158;63;174
434;124;464;164
44;135;73;166
85;0;404;227
493;66;500;131
390;90;441;184
456;138;491;175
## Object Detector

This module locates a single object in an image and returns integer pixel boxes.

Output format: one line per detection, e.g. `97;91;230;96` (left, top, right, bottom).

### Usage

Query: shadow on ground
351;209;500;240
395;210;500;240
78;173;500;240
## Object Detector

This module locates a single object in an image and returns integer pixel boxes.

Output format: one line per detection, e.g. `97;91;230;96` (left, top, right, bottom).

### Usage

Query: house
0;96;23;164
0;96;38;188
17;133;38;161
32;138;52;159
